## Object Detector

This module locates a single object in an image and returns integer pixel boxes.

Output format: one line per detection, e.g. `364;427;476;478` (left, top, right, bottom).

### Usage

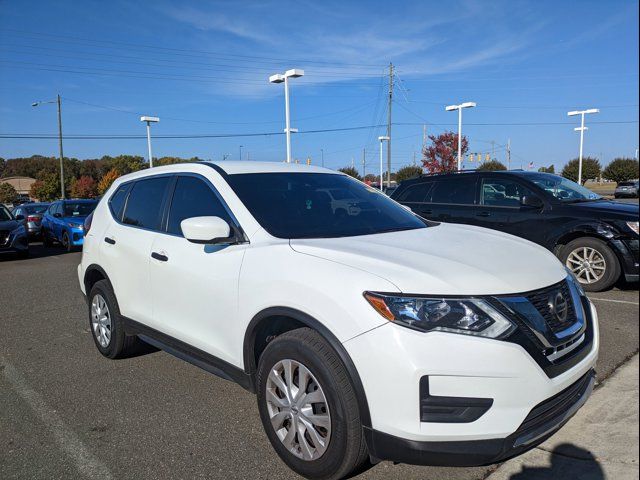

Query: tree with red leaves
422;131;468;174
70;175;98;198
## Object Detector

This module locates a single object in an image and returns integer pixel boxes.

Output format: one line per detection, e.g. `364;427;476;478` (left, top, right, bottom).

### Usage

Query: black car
0;204;29;258
391;170;639;291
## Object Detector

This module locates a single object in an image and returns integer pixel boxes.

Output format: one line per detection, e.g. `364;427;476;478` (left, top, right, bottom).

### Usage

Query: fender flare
243;306;372;428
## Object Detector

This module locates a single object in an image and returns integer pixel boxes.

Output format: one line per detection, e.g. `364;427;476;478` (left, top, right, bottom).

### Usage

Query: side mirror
53;212;62;218
181;216;233;244
15;214;25;221
521;195;543;209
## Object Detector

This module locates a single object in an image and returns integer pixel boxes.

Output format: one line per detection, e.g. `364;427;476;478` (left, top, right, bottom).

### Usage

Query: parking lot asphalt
1;244;638;480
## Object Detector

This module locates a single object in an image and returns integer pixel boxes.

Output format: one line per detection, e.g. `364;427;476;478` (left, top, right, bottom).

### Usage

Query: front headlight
67;222;83;229
363;292;515;338
627;221;639;235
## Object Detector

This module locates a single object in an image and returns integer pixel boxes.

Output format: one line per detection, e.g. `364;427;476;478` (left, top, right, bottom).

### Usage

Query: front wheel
256;328;370;480
561;237;620;292
62;231;74;252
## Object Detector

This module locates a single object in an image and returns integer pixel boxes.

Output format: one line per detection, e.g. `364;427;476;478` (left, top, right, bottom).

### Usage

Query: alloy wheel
566;246;606;284
265;359;331;461
91;294;112;348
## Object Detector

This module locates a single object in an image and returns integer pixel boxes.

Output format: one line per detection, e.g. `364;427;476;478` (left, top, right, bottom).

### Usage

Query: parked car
614;180;639;199
392;171;639;292
79;162;598;480
0;204;29;258
42;199;98;251
12;202;50;239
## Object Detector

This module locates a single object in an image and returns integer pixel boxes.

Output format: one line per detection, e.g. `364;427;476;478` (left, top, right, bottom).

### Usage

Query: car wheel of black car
256;327;370;480
88;280;141;359
561;237;620;292
16;249;29;259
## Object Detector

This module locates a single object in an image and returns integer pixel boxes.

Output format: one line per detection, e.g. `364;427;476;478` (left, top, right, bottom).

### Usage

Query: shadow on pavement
0;242;75;262
509;444;604;480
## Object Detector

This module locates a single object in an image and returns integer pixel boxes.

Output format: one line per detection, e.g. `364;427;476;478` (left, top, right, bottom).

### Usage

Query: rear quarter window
108;184;130;222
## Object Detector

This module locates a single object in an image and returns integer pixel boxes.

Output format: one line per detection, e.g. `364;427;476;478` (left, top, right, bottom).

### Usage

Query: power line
1;28;386;68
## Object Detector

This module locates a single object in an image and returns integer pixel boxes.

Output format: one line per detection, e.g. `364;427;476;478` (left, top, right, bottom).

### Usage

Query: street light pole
568;108;599;185
32;95;66;199
269;69;304;163
445;102;476;171
140;116;160;167
378;136;390;191
239;145;243;161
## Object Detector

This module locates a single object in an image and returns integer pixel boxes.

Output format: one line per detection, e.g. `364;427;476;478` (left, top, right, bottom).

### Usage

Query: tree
0;182;17;203
97;169;120;194
107;155;146;175
338;166;362;180
363;173;378;183
422;131;468;174
538;165;555;174
70;175;98;198
29;173;60;201
561;157;601;184
395;165;423;183
477;160;507;171
602;158;639;184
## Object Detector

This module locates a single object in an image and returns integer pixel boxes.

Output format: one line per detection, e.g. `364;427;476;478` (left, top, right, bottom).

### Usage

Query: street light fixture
32;94;65;199
445;102;476;171
269;69;304;163
140;116;159;167
239;145;244;161
567;108;599;185
378;136;390;191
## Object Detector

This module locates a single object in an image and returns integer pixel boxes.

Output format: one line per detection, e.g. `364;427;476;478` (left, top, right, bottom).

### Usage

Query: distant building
0;176;37;198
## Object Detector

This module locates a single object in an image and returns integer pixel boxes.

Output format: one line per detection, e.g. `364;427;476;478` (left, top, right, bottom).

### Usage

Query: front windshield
0;205;12;221
527;173;601;202
226;172;427;239
63;201;97;217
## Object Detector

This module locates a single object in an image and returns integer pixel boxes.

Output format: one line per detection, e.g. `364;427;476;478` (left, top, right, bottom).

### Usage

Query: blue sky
0;0;638;173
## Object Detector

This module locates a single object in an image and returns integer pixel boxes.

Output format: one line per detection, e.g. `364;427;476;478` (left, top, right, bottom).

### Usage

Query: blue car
42;199;98;251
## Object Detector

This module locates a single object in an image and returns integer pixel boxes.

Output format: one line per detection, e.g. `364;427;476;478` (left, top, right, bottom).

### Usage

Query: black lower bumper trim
365;369;595;467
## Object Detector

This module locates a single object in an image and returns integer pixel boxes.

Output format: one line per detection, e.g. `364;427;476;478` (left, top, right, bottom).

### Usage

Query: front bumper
611;238;639;280
0;231;29;253
344;300;599;465
364;369;595;466
68;227;85;246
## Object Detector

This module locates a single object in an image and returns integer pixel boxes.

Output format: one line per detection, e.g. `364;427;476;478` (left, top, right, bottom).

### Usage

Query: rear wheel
561;237;620;292
256;328;370;480
88;280;141;359
42;228;53;247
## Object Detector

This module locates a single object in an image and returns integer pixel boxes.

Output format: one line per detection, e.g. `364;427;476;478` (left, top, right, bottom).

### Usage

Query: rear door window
166;176;232;236
396;182;433;203
430;177;477;205
481;178;535;207
122;177;172;230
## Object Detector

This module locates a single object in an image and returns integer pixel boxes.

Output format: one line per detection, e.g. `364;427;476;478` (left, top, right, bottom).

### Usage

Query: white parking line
1;360;114;480
588;297;639;306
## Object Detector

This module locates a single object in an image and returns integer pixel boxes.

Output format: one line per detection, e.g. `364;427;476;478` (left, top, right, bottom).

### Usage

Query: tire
42;228;53;247
256;328;370;480
62;231;74;252
88;279;141;359
561;237;620;292
16;249;29;259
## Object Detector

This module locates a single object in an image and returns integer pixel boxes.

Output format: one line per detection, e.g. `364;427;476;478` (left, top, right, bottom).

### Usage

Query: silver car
614;180;639;199
11;203;50;238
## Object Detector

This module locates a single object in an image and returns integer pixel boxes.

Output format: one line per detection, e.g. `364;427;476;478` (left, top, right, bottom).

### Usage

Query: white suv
78;162;599;479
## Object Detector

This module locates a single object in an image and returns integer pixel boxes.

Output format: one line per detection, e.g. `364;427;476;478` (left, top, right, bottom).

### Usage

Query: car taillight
84;211;94;233
27;215;40;222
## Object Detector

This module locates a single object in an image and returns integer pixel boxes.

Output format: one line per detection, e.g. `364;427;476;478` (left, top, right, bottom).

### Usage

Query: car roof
206;161;338;175
62;198;97;202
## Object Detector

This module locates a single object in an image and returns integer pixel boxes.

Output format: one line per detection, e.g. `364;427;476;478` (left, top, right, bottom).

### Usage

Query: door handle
476;211;491;217
151;252;169;262
104;237;116;245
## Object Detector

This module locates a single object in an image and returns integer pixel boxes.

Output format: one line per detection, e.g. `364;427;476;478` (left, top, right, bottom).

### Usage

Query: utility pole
491;141;495;161
568;108;599;184
386;63;393;187
56;94;65;199
321;148;324;167
507;139;511;170
362;148;366;178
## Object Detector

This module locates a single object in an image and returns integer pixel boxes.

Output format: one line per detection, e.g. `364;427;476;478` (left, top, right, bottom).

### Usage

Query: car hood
567;199;639;219
289;224;566;295
0;219;20;229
